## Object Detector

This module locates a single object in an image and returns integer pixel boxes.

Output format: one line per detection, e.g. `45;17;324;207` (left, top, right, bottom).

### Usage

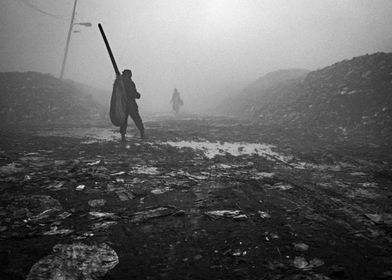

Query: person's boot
140;130;146;139
121;134;126;143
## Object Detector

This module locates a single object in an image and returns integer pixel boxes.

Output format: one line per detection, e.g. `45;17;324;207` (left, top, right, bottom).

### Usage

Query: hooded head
122;69;132;78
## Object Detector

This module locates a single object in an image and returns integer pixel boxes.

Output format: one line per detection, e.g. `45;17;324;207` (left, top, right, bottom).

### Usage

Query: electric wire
17;0;68;20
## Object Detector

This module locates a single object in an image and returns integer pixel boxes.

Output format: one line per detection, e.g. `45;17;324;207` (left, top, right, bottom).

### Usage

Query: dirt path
0;117;391;280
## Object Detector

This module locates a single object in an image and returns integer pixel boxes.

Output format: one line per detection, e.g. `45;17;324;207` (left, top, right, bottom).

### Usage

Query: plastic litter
205;210;248;221
88;199;106;207
232;214;248;221
111;171;126;176
270;183;294;190
252;172;275;179
76;184;86;191
26;243;119;280
258;211;271;219
293;242;309;251
0;162;24;176
47;181;66;190
365;213;392;225
91;221;117;231
115;190;135;201
293;256;324;270
43;226;74;236
130;206;178;223
87;160;101;166
89;212;117;219
151;187;171;195
4;195;63;224
131;166;160;175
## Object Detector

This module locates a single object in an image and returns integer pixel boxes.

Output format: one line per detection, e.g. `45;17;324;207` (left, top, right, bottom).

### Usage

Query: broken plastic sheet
4;195;64;223
0;162;24;176
205;210;248;221
88;199;106;207
130;166;161;175
130;206;179;223
364;213;392;225
293;256;325;270
269;183;294;190
26;243;119;280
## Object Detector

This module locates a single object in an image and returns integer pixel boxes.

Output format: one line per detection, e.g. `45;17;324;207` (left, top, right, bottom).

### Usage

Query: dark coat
123;77;141;101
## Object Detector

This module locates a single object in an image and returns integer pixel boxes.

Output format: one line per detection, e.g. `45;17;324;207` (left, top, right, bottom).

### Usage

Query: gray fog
1;0;392;112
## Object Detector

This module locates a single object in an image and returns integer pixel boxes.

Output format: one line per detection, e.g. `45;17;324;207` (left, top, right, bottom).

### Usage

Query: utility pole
60;0;78;79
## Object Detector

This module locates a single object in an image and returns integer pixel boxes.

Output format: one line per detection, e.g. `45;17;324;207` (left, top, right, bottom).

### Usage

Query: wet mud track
0;117;391;280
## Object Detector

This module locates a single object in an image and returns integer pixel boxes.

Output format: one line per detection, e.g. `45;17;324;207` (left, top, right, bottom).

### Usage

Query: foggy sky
1;0;392;112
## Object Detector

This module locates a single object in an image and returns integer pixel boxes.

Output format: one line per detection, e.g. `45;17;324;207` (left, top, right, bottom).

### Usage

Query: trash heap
222;69;309;116
0;72;106;125
229;52;392;141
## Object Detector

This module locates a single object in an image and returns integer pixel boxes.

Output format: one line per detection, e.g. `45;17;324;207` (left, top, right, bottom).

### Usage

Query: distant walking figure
120;69;145;141
170;88;183;114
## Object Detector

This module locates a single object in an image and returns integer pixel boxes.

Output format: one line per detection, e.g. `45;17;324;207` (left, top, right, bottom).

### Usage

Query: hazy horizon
1;0;392;112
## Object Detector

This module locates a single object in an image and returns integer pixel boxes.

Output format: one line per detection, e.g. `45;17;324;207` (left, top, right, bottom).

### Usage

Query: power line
17;0;68;20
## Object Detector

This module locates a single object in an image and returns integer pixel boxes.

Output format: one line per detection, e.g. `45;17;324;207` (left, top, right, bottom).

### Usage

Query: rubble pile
223;69;309;116
230;53;392;141
0;72;105;125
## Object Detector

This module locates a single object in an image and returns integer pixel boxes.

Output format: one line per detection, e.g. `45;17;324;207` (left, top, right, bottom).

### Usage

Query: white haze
1;0;392;113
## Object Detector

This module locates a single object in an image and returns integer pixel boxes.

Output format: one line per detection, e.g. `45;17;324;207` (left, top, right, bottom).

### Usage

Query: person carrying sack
119;69;146;141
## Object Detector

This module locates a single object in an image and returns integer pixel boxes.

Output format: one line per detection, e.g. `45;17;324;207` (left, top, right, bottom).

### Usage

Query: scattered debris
0;111;390;280
293;256;325;270
232;214;248;221
205;210;248;221
76;184;86;191
47;181;66;190
115;190;135;201
258;211;271;219
111;171;126;176
232;249;247;256
88;199;106;207
365;213;392;225
293;243;309;251
131;166;160;175
130;206;179;223
87;160;101;166
26;243;119;280
270;183;294;190
89;212;117;219
91;221;117;231
151;187;171;195
0;162;24;176
252;172;275;179
43;226;74;236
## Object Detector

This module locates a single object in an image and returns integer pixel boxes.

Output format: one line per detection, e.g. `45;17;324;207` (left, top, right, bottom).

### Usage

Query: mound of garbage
0;72;106;125
222;69;309;116
227;53;392;141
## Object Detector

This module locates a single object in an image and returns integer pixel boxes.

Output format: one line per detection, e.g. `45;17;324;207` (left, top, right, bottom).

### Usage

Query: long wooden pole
60;0;78;79
98;23;120;76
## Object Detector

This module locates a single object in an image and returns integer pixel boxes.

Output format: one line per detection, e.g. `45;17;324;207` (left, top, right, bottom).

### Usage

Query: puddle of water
163;141;290;160
35;129;329;171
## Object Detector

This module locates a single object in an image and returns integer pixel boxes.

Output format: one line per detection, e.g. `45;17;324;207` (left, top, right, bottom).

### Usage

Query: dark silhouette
170;88;183;114
120;69;145;141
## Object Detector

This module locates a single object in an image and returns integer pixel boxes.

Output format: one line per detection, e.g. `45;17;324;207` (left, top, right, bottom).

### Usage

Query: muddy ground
0;116;391;280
